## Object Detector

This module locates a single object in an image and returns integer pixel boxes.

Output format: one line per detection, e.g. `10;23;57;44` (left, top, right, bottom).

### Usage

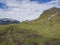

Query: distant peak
0;18;20;25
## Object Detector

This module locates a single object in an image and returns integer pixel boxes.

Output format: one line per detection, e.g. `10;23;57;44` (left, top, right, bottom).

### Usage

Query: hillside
0;7;60;45
34;7;60;24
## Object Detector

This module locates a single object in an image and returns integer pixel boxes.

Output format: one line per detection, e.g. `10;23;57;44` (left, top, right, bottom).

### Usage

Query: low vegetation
0;7;60;45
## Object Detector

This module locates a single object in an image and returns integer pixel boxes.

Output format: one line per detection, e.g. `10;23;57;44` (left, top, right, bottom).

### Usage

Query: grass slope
0;7;60;45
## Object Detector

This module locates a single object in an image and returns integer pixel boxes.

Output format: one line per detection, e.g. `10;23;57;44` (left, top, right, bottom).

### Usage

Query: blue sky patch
0;2;8;9
30;0;52;3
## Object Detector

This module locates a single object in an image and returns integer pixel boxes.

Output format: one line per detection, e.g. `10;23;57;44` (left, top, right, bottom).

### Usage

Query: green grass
19;21;60;38
0;21;60;45
0;7;60;45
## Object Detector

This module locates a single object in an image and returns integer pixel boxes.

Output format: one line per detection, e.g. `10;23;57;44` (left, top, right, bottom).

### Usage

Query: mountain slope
0;7;60;45
17;7;60;45
19;7;60;44
32;7;60;25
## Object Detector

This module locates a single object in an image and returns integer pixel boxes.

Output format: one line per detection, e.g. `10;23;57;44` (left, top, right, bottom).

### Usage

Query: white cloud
0;0;60;21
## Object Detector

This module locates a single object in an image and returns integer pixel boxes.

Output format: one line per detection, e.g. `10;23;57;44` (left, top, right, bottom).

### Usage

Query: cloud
0;0;60;21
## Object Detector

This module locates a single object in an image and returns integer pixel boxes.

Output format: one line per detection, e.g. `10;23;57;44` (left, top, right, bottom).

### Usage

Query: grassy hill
0;7;60;45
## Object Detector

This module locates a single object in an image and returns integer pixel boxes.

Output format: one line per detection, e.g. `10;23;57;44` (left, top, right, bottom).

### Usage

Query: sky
0;0;60;21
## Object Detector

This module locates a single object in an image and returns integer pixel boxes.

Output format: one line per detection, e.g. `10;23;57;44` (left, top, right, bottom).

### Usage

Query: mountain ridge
31;7;60;25
0;18;20;24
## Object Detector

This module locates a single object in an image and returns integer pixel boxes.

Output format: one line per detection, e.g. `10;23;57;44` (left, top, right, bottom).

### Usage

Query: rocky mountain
33;7;60;25
0;18;20;24
39;7;60;20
